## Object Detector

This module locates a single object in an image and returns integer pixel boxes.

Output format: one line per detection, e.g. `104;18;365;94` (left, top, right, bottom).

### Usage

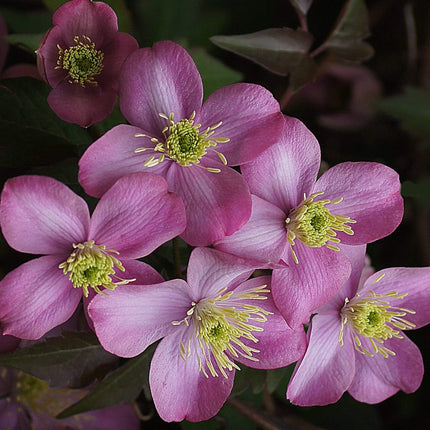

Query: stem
279;86;293;110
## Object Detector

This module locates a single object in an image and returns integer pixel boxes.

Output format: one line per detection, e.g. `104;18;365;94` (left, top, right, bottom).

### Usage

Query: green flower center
339;278;416;358
134;112;230;172
172;284;271;378
56;35;104;87
59;240;133;297
286;192;356;264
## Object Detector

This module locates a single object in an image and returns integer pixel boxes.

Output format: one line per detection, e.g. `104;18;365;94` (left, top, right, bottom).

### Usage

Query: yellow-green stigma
172;284;272;378
59;240;133;297
56;35;104;87
286;192;356;264
134;111;230;173
339;276;416;358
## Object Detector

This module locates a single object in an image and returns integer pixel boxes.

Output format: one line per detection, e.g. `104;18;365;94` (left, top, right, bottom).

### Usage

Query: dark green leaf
290;0;313;15
0;7;51;34
57;345;155;418
402;179;430;208
0;331;118;388
378;87;430;138
4;33;44;53
325;0;373;61
211;28;315;77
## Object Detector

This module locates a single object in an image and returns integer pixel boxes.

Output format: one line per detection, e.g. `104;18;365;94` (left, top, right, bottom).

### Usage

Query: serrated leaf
57;345;155;418
378;87;430;138
290;0;313;15
4;33;44;53
211;28;314;77
402;180;430;208
0;331;118;388
326;0;373;61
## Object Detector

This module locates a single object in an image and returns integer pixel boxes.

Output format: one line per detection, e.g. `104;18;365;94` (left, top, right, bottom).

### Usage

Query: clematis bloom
36;0;138;127
215;115;404;327
0;173;186;339
78;40;284;246
287;245;430;405
89;247;306;422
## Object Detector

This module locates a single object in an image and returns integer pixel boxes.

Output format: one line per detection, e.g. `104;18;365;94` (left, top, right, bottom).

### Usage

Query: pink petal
150;332;235;422
0;255;82;339
165;162;252;246
119;259;164;285
2;64;40;80
0;175;89;255
233;276;307;369
313;162;403;245
89;279;192;357
186;247;257;301
52;0;119;45
214;195;288;266
195;83;283;166
78;124;171;198
89;172;186;259
272;242;351;328
47;82;117;127
242;116;320;213
119;41;203;135
362;267;430;329
287;313;355;406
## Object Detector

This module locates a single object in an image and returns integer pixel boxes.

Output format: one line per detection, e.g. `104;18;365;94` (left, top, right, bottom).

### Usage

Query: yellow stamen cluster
339;275;416;358
134;111;230;173
172;284;271;378
286;192;356;264
56;35;104;87
59;240;133;297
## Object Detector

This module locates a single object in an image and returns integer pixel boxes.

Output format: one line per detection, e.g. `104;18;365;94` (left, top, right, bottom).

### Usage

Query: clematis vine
0;173;186;339
36;0;138;127
78;40;284;246
215;115;404;327
88;247;306;422
287;244;430;405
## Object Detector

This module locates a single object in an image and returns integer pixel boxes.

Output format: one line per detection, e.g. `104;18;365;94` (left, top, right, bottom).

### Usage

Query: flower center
59;240;133;297
56;35;104;87
172;284;271;378
285;192;356;264
339;277;416;358
134;111;230;172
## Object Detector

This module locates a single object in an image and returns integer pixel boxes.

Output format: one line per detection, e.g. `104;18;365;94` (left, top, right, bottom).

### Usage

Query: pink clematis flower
88;247;306;422
0;173;186;339
36;0;138;127
78;40;284;246
287;244;430;405
215;115;404;328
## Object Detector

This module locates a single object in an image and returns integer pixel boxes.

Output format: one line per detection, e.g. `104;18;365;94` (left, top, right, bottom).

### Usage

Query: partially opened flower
78;40;284;246
0;173;186;339
215;115;404;327
36;0;138;127
89;247;306;422
287;245;430;405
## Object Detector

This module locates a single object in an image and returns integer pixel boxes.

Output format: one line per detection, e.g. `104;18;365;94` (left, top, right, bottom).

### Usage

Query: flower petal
89;172;186;259
272;242;351;328
119;41;203;135
0;175;89;255
241;116;320;212
287;313;355;406
214;195;288;266
196;83;283;166
150;332;235;422
165;162;252;246
47;82;117;127
89;279;192;357
313;162;403;245
0;255;82;339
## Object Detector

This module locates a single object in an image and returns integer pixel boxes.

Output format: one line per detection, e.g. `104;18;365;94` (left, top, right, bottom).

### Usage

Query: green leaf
325;0;373;61
57;345;155;418
290;0;313;15
190;48;243;98
0;331;118;388
378;87;430;138
0;7;51;34
4;33;44;53
402;179;430;208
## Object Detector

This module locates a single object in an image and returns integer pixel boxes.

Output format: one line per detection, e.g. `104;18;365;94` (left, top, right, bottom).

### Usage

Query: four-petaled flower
0;173;186;339
89;247;306;422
